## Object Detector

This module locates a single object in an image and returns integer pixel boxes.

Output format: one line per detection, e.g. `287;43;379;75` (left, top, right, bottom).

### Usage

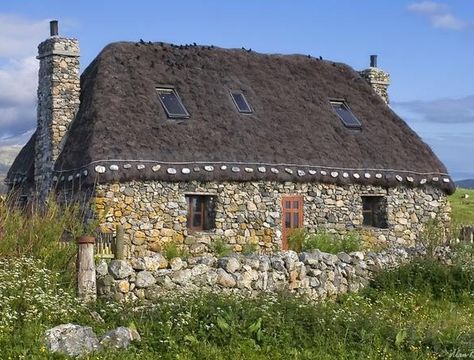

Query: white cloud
0;15;48;58
392;95;474;124
430;13;466;30
0;56;38;107
0;14;49;138
407;1;470;30
408;1;447;13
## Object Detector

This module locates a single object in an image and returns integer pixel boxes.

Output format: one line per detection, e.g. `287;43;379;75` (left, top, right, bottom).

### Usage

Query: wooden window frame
361;195;387;229
281;195;304;250
186;195;216;232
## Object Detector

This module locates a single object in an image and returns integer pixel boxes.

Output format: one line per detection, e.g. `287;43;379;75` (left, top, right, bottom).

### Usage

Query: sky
0;0;473;179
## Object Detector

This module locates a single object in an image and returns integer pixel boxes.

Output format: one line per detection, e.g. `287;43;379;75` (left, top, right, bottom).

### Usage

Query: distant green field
449;188;474;226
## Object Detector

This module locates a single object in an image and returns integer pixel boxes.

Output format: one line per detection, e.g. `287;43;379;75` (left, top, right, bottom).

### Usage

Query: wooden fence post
460;226;474;243
77;236;97;302
115;225;125;260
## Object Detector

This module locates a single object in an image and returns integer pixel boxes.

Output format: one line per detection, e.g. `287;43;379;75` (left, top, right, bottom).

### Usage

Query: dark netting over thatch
8;42;454;193
6;131;36;186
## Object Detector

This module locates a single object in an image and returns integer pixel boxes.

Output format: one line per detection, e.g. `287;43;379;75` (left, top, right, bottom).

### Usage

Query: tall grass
0;197;86;277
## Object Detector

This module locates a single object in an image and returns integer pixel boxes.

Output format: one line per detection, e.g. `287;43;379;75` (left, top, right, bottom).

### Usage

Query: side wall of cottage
93;181;450;258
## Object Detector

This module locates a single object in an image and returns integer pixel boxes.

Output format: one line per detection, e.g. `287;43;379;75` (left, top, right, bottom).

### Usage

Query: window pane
361;196;387;228
331;102;361;129
362;198;372;211
192;196;203;212
285;201;291;209
186;195;217;231
157;88;189;118
285;213;291;228
193;214;202;228
293;201;299;209
293;213;300;228
362;210;373;226
204;197;216;230
231;93;252;113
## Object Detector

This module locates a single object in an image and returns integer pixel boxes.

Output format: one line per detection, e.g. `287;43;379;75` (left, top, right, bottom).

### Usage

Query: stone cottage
7;21;454;257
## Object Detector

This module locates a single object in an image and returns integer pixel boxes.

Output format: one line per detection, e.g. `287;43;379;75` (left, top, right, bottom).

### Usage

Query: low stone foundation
96;247;447;302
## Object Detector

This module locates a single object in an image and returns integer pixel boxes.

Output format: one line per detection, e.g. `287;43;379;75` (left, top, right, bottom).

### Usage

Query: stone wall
96;247;447;302
358;67;390;104
94;181;450;258
35;37;80;202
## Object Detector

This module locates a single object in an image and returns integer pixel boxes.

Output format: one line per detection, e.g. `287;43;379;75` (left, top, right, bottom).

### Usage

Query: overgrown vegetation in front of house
0;247;473;359
0;189;472;358
0;197;86;275
287;228;364;253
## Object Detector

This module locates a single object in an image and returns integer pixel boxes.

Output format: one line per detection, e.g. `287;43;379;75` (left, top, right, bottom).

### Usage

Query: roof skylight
157;88;190;119
330;101;362;129
231;92;252;113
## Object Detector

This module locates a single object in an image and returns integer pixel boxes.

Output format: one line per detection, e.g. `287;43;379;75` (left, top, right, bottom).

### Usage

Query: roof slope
11;42;455;193
6;131;36;186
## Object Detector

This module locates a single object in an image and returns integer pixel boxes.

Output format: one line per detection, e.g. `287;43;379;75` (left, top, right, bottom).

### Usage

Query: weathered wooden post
77;235;97;302
460;226;474;243
115;225;125;260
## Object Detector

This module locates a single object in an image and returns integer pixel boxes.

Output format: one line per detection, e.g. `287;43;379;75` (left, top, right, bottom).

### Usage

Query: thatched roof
8;42;455;193
6;131;36;186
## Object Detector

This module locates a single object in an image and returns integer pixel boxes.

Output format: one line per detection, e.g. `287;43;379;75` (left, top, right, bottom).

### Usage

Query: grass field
0;254;473;359
449;187;474;226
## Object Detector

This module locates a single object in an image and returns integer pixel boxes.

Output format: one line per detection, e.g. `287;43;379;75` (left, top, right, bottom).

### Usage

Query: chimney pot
370;54;377;68
50;20;58;36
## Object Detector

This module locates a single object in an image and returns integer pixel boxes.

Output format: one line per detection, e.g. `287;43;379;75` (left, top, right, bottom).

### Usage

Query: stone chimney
35;20;80;201
359;55;390;104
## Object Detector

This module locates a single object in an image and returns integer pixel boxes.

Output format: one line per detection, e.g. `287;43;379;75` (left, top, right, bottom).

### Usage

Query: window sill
360;225;390;231
187;229;216;235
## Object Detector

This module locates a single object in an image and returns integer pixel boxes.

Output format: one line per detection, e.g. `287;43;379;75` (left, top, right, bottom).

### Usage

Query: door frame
281;195;304;250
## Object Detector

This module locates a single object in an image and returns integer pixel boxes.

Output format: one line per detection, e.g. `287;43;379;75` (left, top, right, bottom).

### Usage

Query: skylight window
157;88;190;119
330;101;362;129
231;92;252;113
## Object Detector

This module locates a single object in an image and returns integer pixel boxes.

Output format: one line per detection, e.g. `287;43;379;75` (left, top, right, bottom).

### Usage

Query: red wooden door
281;196;304;250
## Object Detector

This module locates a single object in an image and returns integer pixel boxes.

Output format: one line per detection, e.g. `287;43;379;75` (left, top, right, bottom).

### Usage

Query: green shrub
241;242;258;255
451;242;474;271
302;230;334;252
287;228;306;252
420;216;446;258
162;242;188;260
367;259;474;302
288;230;362;254
210;237;231;257
343;231;363;252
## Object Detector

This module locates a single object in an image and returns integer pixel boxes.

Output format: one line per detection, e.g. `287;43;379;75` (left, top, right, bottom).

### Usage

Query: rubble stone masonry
35;37;80;201
359;67;391;104
93;181;450;258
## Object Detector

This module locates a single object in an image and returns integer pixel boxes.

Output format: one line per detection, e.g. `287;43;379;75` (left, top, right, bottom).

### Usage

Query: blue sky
0;0;473;179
